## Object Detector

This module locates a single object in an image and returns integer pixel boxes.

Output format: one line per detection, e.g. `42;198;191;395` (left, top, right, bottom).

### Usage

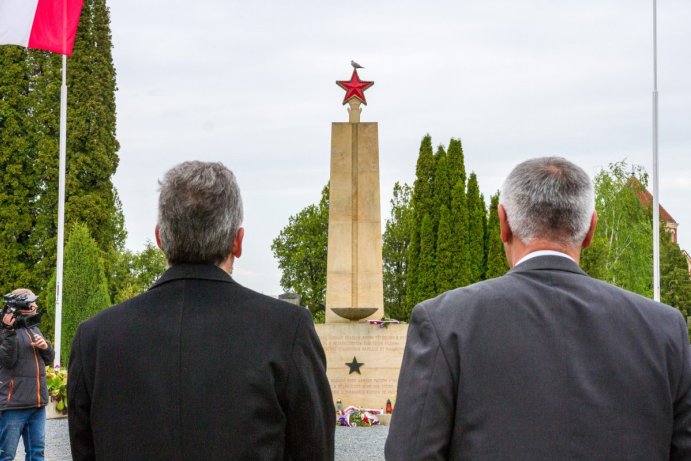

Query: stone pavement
16;418;388;460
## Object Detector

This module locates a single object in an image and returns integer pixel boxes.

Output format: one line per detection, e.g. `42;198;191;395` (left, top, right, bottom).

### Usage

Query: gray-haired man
386;157;691;460
68;161;334;460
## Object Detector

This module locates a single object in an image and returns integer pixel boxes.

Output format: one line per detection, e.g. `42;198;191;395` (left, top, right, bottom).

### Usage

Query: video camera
1;293;40;329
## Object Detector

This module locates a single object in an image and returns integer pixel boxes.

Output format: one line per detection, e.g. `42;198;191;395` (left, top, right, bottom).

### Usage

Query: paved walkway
15;418;388;460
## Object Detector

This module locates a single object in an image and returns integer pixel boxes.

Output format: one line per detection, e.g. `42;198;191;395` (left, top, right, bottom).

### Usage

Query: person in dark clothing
0;288;55;461
68;161;335;460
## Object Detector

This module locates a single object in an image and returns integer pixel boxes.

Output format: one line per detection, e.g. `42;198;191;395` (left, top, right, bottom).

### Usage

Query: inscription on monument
321;334;407;354
329;377;399;399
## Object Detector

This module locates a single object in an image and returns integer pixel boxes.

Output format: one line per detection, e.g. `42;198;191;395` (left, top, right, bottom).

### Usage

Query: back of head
500;157;594;247
158;161;243;265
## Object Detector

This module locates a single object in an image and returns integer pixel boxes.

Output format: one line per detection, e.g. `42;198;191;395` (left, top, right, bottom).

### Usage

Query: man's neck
506;239;581;268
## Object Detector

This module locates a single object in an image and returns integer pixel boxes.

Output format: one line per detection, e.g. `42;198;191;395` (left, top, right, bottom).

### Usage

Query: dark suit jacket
68;264;334;461
386;256;691;460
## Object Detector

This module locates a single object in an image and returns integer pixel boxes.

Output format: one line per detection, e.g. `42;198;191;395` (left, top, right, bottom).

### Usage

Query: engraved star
336;70;374;105
345;356;364;375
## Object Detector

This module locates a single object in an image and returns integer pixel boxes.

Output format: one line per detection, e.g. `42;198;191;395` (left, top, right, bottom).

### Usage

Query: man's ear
155;225;163;250
498;204;512;243
232;227;244;258
581;211;598;249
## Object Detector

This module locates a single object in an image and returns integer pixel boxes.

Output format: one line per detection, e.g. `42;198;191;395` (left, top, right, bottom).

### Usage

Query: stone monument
315;64;408;415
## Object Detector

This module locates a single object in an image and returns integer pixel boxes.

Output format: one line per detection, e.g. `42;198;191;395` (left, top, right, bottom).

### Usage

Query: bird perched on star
337;63;374;105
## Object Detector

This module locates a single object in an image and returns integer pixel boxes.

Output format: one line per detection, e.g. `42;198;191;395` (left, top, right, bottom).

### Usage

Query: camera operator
0;288;54;461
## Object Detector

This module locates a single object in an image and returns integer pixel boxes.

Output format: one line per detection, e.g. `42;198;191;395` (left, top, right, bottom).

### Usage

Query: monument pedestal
316;322;407;410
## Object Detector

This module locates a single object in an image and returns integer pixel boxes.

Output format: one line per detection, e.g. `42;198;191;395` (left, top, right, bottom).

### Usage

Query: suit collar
508;255;588;277
150;263;235;289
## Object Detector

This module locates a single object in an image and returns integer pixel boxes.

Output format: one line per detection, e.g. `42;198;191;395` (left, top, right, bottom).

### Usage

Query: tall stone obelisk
325;68;383;323
315;66;407;414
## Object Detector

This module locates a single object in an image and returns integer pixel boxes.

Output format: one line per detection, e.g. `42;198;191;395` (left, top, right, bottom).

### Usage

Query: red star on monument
336;70;374;105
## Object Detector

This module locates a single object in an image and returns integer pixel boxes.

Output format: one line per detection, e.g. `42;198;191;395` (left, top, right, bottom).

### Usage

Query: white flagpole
54;54;67;367
652;0;661;302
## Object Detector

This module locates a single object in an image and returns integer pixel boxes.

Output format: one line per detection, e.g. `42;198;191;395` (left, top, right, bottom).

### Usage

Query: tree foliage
271;185;329;316
110;242;167;304
582;161;691;321
383;182;412;321
582;162;652;296
45;223;111;366
466;173;486;282
0;0;123;315
485;192;509;279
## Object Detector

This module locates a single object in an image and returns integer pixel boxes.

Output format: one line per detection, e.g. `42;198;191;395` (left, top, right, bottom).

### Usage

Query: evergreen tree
65;0;124;252
271;185;329;317
24;51;62;296
446;138;466;187
406;135;436;308
0;46;35;294
432;149;451;228
405;225;421;310
416;213;437;302
450;177;470;286
411;135;436;217
45;223;111;365
466;173;486;282
0;0;124;306
383;182;412;321
435;205;455;292
485;193;509;279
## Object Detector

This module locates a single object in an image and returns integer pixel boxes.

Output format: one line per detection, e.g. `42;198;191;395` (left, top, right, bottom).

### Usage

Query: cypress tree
0;46;35;294
406;135;436;309
433;149;451;224
405;225;421;310
45;223;111;364
24;51;62;296
435;205;455;293
466;173;486;282
65;0;125;252
446;138;466;187
6;0;125;303
485;192;509;279
416;213;437;302
450;180;470;286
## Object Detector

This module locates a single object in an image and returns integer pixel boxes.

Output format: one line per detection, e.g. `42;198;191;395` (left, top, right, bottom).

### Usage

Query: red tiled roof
627;177;677;224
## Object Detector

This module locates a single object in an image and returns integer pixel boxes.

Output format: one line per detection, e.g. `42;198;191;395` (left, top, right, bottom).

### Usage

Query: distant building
632;178;679;243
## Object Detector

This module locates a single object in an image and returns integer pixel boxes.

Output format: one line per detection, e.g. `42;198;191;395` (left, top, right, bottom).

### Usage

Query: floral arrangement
46;365;68;413
336;406;383;427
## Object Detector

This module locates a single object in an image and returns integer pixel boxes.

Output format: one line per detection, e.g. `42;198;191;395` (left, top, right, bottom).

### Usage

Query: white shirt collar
514;250;575;267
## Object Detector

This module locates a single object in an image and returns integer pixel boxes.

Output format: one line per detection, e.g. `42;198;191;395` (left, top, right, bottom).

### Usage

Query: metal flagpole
652;0;661;302
54;0;69;366
54;54;67;367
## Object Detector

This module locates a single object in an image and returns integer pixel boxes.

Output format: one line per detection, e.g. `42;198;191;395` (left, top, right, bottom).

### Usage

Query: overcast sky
108;0;691;296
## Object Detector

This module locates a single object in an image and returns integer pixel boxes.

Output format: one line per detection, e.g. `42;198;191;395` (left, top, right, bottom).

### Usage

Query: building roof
628;177;678;224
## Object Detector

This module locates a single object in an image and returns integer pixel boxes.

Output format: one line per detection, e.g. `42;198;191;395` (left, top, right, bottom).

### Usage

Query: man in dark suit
68;161;334;460
386;157;691;460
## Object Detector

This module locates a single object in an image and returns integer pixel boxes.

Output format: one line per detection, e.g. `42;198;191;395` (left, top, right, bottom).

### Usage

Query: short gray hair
158;161;243;265
500;157;594;247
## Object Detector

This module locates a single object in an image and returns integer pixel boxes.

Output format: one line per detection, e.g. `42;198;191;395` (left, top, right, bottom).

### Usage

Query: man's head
9;288;37;315
156;161;244;268
499;157;596;262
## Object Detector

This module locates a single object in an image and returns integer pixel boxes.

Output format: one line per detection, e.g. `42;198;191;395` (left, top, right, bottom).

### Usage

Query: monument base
316;322;408;410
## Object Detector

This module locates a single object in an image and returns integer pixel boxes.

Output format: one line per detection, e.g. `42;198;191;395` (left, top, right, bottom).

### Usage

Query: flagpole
54;54;67;367
652;0;661;302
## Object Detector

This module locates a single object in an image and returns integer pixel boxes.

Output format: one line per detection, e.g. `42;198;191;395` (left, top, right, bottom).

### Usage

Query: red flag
0;0;84;56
